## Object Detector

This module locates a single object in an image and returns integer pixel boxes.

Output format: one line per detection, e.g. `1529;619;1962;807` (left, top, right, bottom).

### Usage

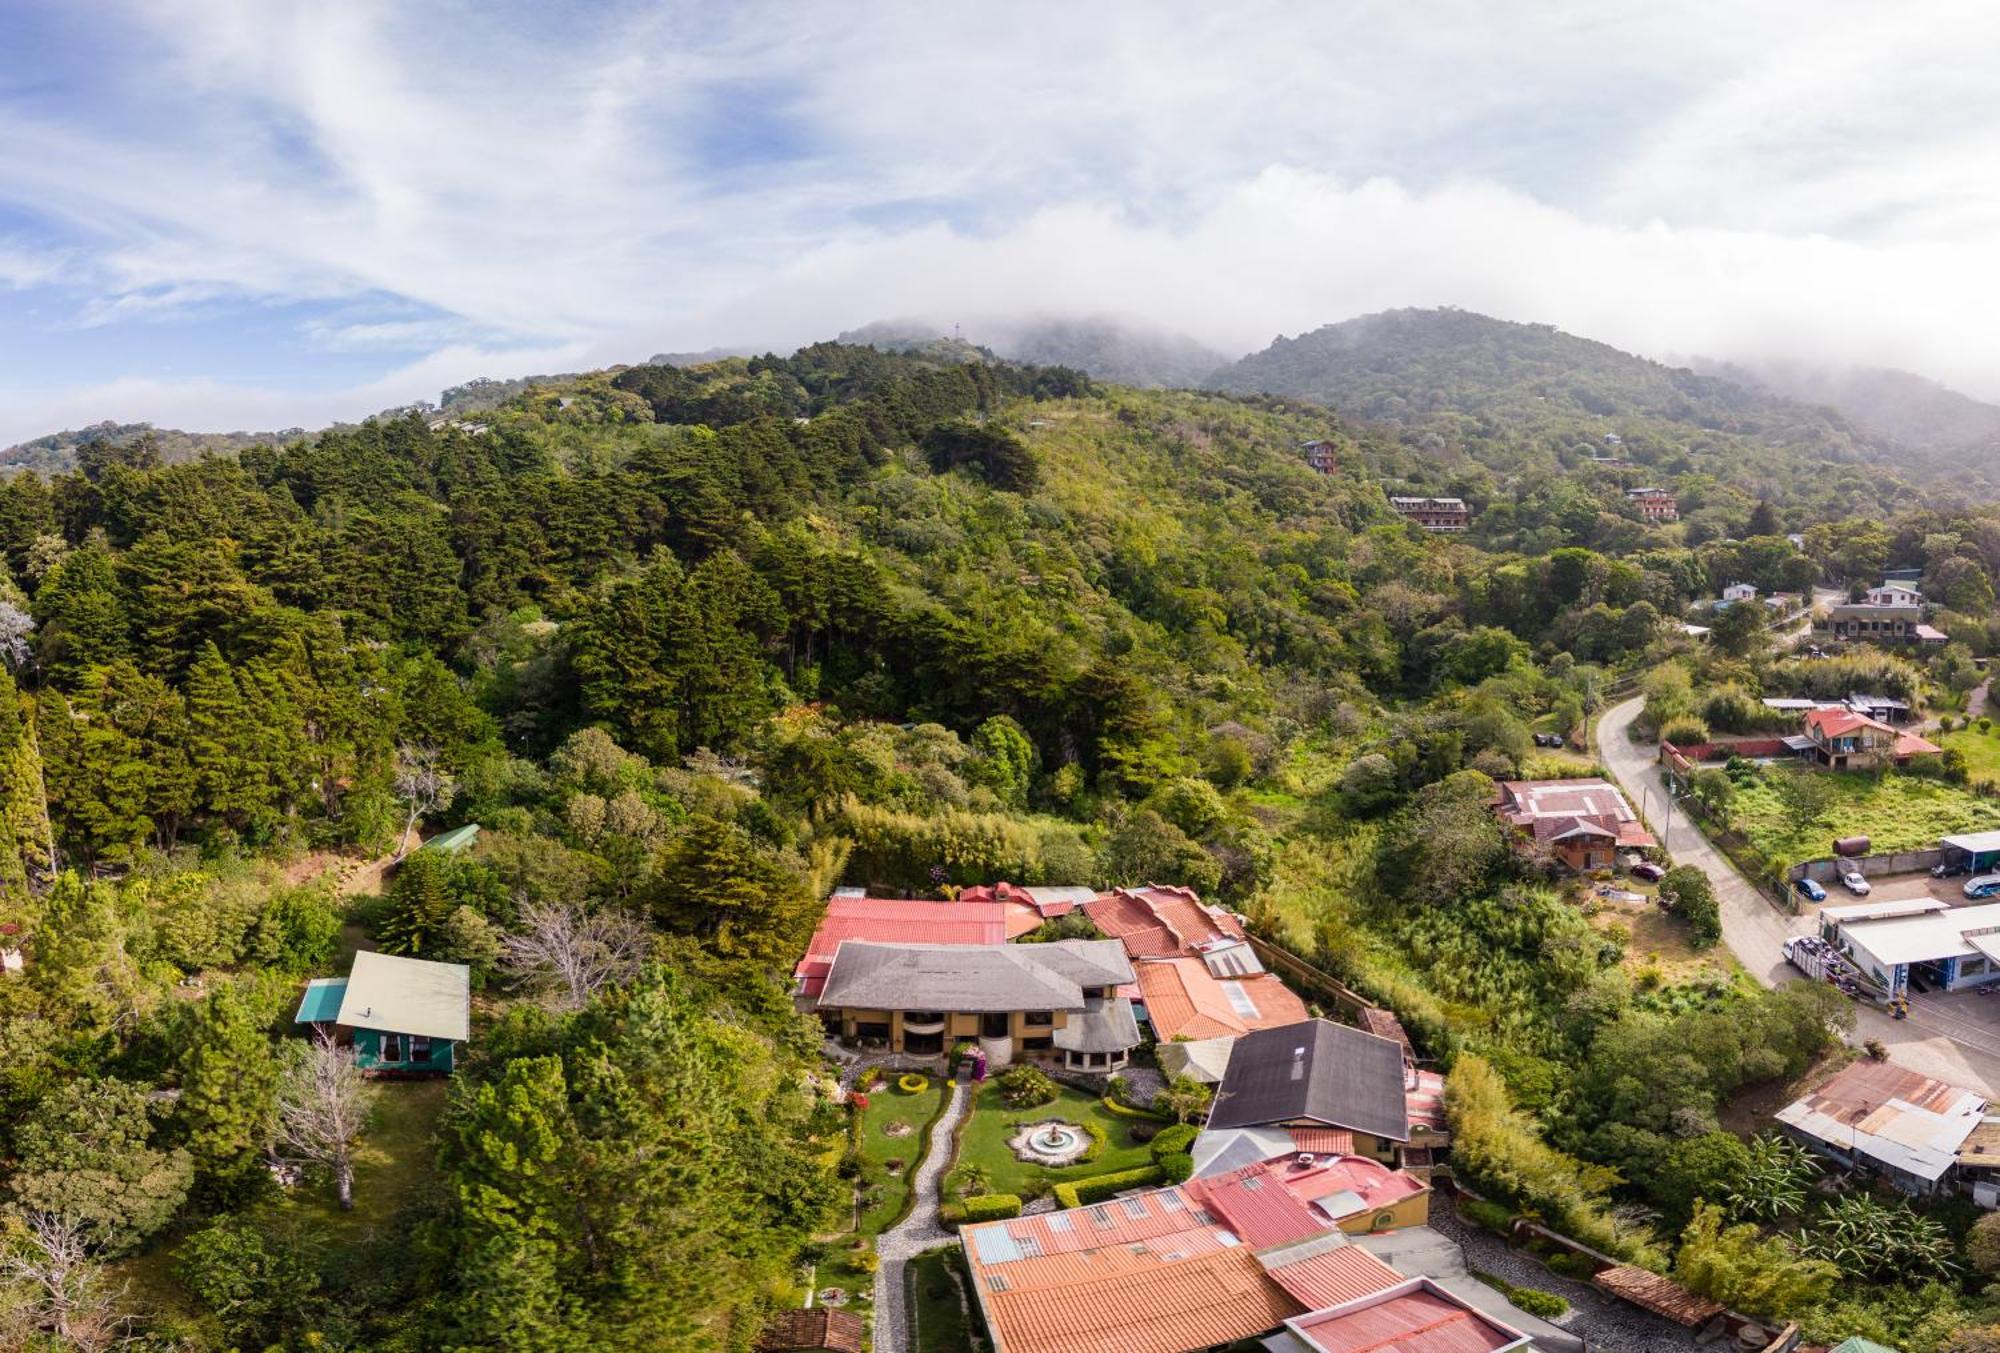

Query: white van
1965;874;2000;900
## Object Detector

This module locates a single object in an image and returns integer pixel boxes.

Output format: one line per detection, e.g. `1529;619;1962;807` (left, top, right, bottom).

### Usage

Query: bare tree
391;743;456;860
1;1212;138;1352
498;900;650;1011
273;1033;379;1211
0;602;33;670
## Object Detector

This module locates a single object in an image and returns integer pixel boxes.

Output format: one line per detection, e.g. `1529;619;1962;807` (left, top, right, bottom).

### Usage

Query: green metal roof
1831;1339;1901;1353
295;977;349;1023
420;823;481;854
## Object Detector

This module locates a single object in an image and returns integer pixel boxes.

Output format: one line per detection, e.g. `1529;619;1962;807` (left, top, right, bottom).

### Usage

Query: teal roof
420;823;481;854
295;978;348;1023
1832;1340;1900;1353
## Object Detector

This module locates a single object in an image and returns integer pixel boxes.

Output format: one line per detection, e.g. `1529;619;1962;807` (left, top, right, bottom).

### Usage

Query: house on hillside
1796;706;1939;770
1826;598;1926;642
1866;582;1925;607
1720;581;1757;604
1626;486;1678;522
294;950;470;1075
792;895;1011;1000
1776;1058;1985;1197
813;938;1138;1069
1493;778;1654;872
1299;439;1339;474
1387;496;1471;531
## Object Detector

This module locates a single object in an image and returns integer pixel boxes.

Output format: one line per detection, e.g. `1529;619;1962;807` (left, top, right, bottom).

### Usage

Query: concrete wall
1788;848;1942;883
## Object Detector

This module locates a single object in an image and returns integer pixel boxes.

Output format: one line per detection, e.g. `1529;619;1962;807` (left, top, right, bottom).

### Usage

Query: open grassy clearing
1729;768;2000;869
907;1246;984;1352
1942;724;2000;787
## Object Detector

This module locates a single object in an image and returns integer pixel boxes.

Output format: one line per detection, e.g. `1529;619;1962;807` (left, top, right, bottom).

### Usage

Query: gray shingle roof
815;940;1129;1013
1051;996;1142;1053
1206;1019;1411;1141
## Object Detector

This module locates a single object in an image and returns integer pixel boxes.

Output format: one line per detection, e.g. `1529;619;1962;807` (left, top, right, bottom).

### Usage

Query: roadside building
1820;897;2000;995
1797;707;1939;769
1493;778;1654;872
1939;830;2000;877
1775;1059;1985;1197
1826;598;1925;642
1386;496;1471;531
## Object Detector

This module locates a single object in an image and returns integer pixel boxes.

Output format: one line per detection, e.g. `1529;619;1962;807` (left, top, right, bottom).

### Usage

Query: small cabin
295;950;471;1075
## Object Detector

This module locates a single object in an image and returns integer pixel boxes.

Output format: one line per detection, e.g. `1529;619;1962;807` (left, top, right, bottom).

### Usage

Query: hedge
961;1194;1023;1223
1149;1124;1198;1161
1100;1096;1172;1122
1052;1165;1167;1210
1155;1152;1194;1184
898;1073;931;1094
1077;1118;1108;1165
1508;1287;1569;1319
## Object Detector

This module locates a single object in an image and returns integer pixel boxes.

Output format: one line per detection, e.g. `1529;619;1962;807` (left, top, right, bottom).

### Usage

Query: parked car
1966;875;2000;900
1839;865;1871;896
1630;862;1666;882
1934;858;1971;879
1794;877;1827;903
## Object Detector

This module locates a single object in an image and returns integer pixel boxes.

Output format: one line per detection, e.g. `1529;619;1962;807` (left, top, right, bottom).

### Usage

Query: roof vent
1296;1153;1317;1167
1290;1046;1307;1080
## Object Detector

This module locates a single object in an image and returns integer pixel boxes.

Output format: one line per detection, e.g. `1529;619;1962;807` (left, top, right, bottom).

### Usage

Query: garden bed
951;1084;1158;1198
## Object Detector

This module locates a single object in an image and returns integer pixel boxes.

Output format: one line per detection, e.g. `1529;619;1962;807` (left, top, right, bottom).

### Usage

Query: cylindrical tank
1833;836;1871;857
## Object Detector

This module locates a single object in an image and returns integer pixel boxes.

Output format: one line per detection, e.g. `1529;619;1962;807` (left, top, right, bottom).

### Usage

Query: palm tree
952;1164;993;1199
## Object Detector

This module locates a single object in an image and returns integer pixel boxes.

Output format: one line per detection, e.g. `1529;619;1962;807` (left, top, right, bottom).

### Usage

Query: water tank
1833;836;1871;857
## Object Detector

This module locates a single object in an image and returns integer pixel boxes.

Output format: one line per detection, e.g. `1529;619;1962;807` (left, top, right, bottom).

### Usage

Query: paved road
1598;696;2000;1094
872;1082;971;1353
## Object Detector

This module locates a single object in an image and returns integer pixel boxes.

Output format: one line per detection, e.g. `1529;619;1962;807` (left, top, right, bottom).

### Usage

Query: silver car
1839;865;1870;896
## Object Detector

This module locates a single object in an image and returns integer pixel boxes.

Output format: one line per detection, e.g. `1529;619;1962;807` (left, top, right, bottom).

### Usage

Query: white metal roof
336;950;472;1043
1837;902;2000;967
1943;831;2000;855
1821;898;1948;924
1777;1069;1985;1183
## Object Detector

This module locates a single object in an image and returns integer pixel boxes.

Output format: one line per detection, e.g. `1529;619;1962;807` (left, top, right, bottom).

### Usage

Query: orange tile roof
1186;1166;1330;1248
1895;730;1942;757
974;1245;1304;1353
1136;959;1311;1042
1259;1244;1405;1311
1289;1127;1359;1155
754;1307;864;1353
1086;885;1245;960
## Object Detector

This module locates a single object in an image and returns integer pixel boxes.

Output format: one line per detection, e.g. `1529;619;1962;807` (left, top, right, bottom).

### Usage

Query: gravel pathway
872;1081;971;1353
1428;1205;1696;1353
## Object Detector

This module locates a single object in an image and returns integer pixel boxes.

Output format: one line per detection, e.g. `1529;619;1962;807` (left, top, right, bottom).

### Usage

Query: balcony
900;1014;946;1035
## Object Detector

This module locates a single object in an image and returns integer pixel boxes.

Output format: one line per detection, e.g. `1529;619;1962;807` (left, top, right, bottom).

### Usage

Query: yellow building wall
1334;1188;1431;1235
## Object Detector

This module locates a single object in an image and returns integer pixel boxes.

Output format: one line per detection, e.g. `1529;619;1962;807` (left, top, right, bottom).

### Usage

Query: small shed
754;1307;864;1353
295;950;471;1075
1591;1265;1725;1327
420;823;481;855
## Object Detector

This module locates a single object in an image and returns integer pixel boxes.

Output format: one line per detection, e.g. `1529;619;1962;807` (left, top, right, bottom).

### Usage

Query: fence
1788;848;1942;884
1242;933;1373;1019
1660;737;1791;769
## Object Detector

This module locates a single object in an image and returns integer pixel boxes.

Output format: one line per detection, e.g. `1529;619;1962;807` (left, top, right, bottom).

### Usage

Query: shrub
961;1193;1023;1223
1458;1198;1514;1234
1155;1152;1194;1184
1659;715;1711;748
997;1065;1057;1108
1149;1124;1199;1161
1099;1095;1170;1121
898;1073;930;1095
1127;1119;1160;1144
1509;1287;1569;1319
1052;1165;1167;1209
1075;1118;1109;1164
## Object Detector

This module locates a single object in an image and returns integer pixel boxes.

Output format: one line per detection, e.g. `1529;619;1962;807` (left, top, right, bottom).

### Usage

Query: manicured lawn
950;1084;1158;1199
1729;767;2000;869
907;1246;985;1352
855;1077;949;1236
1943;725;2000;787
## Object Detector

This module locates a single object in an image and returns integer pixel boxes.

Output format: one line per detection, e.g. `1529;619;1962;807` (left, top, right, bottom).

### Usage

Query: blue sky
4;1;2000;441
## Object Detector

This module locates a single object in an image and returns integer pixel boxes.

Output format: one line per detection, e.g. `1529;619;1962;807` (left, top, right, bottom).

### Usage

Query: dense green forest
7;337;2000;1349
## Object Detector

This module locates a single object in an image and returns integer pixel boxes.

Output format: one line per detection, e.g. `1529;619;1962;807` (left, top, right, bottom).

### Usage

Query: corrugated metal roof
1776;1059;1985;1182
1287;1280;1529;1353
336;951;470;1042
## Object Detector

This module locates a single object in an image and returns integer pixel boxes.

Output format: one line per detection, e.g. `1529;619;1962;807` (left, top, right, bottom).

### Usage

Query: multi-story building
1626;486;1678;522
1386;496;1471;531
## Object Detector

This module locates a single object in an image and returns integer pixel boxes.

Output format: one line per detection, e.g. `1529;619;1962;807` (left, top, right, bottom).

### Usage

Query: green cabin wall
352;1027;456;1073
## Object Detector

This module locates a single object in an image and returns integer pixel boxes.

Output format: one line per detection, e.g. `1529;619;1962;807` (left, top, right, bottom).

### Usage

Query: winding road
1597;695;2000;1095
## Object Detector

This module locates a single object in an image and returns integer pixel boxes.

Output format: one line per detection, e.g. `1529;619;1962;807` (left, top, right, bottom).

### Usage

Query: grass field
907;1246;985;1352
950;1084;1156;1199
1730;767;2000;868
855;1078;949;1235
1943;725;2000;787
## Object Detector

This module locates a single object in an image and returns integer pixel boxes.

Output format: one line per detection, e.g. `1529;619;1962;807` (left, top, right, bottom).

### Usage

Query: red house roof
1288;1280;1529;1353
1086;885;1246;960
794;897;1009;997
1136;958;1310;1042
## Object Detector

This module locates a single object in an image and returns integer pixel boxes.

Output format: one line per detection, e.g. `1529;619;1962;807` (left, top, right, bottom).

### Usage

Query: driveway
1598;696;2000;1095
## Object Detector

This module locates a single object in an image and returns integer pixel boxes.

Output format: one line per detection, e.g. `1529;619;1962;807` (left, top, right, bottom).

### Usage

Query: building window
1024;1036;1054;1052
1025;1011;1054;1027
411;1036;433;1063
381;1033;404;1063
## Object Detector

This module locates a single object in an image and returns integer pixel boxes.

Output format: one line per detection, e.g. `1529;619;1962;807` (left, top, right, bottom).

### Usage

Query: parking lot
1796;868;1984;917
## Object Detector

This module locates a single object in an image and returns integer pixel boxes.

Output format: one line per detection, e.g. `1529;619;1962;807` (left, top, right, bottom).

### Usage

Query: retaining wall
1787;848;1942;883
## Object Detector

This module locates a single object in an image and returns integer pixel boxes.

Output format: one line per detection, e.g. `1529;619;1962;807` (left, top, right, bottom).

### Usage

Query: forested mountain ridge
840;314;1230;388
0;421;297;475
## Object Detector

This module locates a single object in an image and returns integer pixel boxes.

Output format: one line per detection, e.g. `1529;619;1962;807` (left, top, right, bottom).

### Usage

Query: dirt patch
1719;1049;1855;1137
1589;903;1730;985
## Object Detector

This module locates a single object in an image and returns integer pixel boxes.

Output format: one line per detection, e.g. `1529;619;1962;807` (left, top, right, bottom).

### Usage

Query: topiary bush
1149;1124;1199;1161
898;1073;930;1094
1052;1165;1167;1209
960;1193;1023;1223
997;1065;1057;1108
1155;1152;1194;1184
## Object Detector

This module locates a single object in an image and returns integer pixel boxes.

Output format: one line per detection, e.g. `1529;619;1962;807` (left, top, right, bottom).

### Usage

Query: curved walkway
1598;695;2000;1094
872;1081;971;1353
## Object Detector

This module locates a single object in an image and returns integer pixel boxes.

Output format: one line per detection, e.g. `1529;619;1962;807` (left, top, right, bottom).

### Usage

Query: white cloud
6;0;2000;432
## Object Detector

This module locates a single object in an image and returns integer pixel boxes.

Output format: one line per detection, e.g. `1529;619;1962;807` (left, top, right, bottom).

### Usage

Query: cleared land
1942;725;2000;787
1728;767;2000;869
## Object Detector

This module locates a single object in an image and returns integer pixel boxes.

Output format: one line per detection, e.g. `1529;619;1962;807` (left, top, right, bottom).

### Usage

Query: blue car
1794;877;1827;903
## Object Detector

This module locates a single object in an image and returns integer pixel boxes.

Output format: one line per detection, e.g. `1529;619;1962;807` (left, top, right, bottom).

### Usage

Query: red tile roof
1289;1281;1528;1353
1259;1243;1406;1311
1591;1266;1725;1327
1086;885;1246;960
1187;1166;1331;1248
1136;958;1311;1042
794;898;1008;997
1806;707;1885;739
754;1306;865;1353
1895;730;1942;757
1289;1127;1360;1155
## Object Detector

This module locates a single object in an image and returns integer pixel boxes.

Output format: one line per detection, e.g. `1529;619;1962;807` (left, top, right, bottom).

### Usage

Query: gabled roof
814;940;1133;1014
1494;779;1652;848
1086;885;1246;961
1286;1279;1530;1353
1137;958;1310;1042
795;897;1010;997
1806;707;1895;740
334;950;471;1043
1776;1058;1986;1183
1590;1266;1724;1327
1051;996;1143;1054
754;1307;865;1353
1209;1020;1412;1141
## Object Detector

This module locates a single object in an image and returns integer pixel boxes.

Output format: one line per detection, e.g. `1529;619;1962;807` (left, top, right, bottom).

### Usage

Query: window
381;1033;404;1063
1025;1011;1053;1027
411;1036;433;1063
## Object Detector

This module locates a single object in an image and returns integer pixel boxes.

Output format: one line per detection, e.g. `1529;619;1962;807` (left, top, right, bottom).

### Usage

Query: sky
4;0;2000;442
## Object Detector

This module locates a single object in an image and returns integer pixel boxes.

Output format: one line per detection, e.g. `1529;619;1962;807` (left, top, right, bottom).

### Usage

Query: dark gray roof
815;940;1123;1013
1205;1019;1410;1141
1051;996;1142;1053
1013;937;1134;988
